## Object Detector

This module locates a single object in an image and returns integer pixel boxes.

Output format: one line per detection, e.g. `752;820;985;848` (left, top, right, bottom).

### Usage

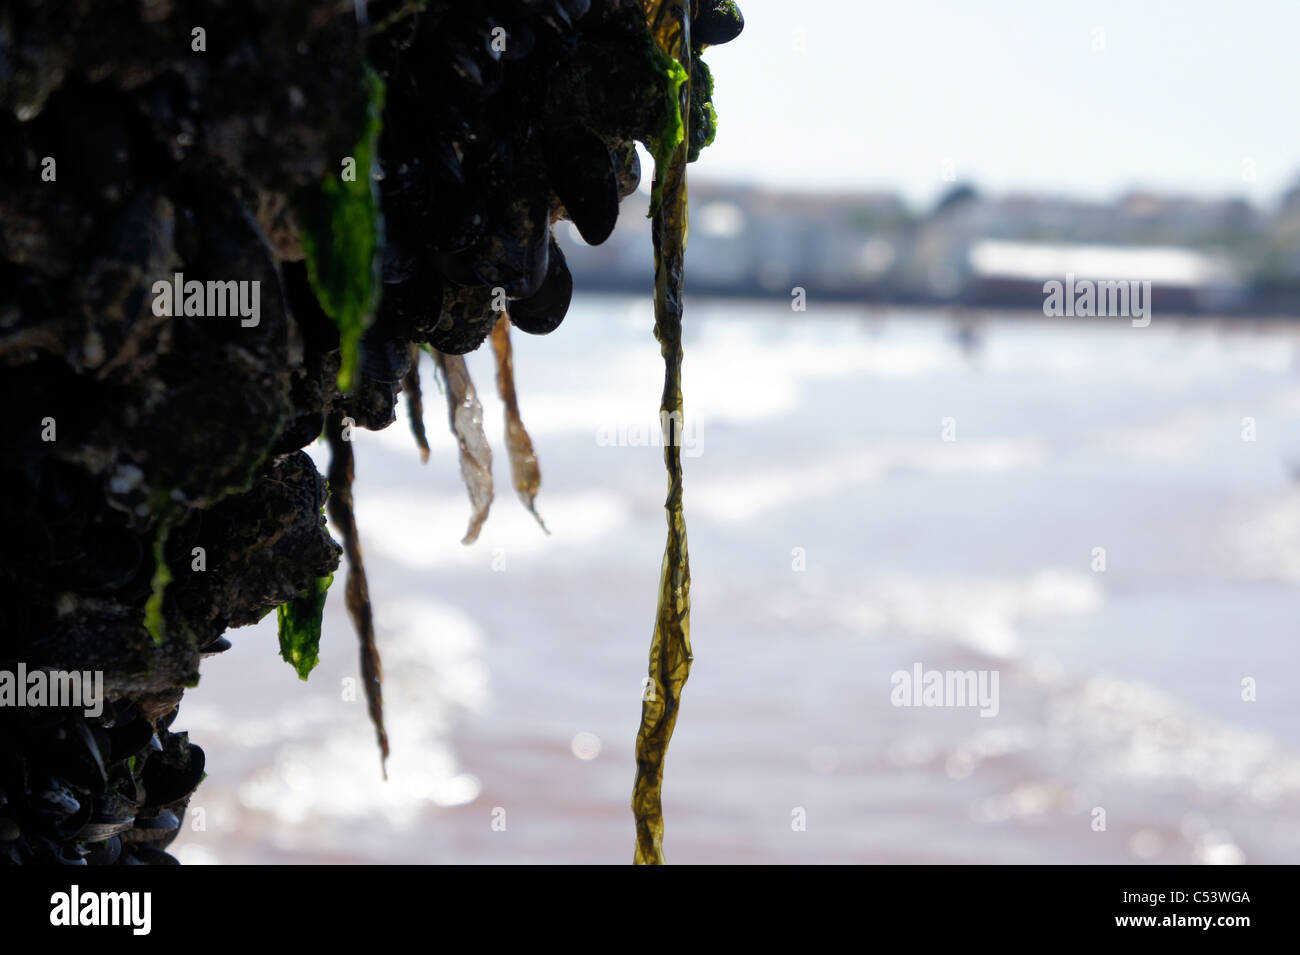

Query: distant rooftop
967;239;1239;287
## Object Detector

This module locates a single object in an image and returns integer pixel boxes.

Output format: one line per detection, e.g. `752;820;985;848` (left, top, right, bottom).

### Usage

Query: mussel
508;236;572;335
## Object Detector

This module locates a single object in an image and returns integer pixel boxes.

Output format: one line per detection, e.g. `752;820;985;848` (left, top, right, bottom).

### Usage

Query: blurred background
170;1;1300;863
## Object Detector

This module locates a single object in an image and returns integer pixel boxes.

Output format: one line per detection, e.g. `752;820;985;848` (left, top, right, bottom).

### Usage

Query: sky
697;0;1300;211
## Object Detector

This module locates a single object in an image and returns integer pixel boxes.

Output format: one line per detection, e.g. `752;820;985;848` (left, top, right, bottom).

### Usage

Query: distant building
965;239;1247;312
554;175;1299;315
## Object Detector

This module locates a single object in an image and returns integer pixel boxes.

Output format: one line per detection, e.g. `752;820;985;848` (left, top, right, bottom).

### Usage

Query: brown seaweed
326;416;390;778
432;351;495;545
490;316;549;532
632;0;694;866
403;343;431;464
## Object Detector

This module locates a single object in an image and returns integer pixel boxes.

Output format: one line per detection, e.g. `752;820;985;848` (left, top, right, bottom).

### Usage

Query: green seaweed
632;0;694;867
687;58;717;162
277;573;333;680
644;39;689;216
143;524;172;647
297;66;386;393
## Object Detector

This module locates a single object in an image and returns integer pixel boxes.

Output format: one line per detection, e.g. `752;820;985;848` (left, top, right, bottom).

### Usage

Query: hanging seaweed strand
403;343;431;464
326;415;390;778
632;0;693;866
490;316;548;532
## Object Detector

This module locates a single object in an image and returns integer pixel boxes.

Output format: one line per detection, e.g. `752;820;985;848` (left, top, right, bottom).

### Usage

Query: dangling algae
278;573;333;681
403;344;431;464
431;351;496;546
632;0;694;866
490;316;548;533
326;415;390;777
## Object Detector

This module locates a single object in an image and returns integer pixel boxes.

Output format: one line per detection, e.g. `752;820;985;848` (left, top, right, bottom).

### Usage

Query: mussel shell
80;816;137;842
343;375;397;432
270;411;326;456
53;790;93;839
81;835;123;865
106;714;154;761
694;1;745;46
468;200;550;298
124;809;180;843
461;151;550;297
49;718;108;793
361;294;415;384
141;741;205;808
200;636;233;655
35;778;81;818
508;237;572;336
425;285;499;355
383;270;444;334
53;844;88;865
544;125;619;246
612;140;642;200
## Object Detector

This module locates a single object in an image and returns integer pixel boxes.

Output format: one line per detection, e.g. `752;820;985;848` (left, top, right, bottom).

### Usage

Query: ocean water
169;297;1300;864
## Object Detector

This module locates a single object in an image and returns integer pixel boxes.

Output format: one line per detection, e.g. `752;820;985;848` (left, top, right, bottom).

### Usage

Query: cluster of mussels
0;703;204;865
358;0;742;409
0;0;740;864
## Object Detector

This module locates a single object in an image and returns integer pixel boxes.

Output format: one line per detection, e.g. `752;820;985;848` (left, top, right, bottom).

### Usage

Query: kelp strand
490;316;548;532
326;417;390;777
403;344;431;463
432;351;495;545
632;0;693;866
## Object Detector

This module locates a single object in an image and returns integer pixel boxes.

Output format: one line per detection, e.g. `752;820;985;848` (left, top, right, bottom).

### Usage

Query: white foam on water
1233;490;1300;583
351;488;629;569
1044;676;1300;806
182;599;492;859
174;302;1300;863
691;438;1044;524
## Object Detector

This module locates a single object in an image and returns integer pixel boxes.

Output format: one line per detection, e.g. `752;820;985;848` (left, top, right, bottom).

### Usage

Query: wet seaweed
432;351;495;546
490;316;549;532
402;344;431;464
326;417;389;777
297;67;386;393
632;0;695;866
277;573;333;680
143;522;173;647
